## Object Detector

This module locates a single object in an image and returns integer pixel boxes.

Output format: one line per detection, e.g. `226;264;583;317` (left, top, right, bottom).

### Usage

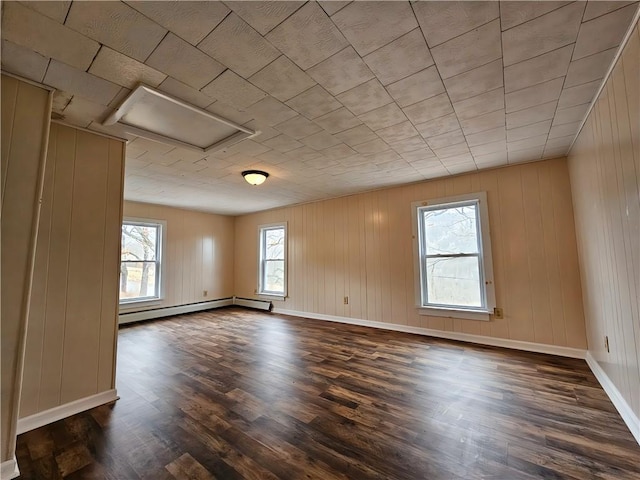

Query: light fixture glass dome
242;170;269;185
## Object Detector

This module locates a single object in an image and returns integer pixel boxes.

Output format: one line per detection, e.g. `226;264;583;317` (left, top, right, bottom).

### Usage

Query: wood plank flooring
15;307;640;479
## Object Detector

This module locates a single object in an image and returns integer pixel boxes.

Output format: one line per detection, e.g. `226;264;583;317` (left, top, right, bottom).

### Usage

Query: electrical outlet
203;290;208;297
493;307;504;319
605;335;609;353
343;296;349;305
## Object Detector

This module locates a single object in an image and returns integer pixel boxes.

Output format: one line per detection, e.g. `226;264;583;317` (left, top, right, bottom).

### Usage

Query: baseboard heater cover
232;296;272;311
119;298;234;324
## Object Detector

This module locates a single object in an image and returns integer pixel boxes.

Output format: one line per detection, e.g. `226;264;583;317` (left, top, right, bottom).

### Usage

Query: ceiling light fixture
242;170;269;186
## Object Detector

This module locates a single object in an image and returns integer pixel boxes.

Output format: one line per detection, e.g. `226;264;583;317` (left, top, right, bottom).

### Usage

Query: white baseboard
119;298;233;324
585;352;640;445
233;296;271;311
272;308;587;359
1;457;19;480
17;389;118;435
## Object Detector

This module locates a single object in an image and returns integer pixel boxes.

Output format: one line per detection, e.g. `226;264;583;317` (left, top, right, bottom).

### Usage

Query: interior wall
19;123;125;419
120;201;235;313
568;21;639;430
235;157;587;349
1;75;51;462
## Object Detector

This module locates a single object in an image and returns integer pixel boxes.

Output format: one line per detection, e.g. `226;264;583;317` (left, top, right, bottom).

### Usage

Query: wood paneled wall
568;21;639;428
19;123;125;418
235;157;587;349
121;202;235;313
1;75;51;462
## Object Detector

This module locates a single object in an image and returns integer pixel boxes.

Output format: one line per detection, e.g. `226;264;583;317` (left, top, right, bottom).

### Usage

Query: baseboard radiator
232;296;272;311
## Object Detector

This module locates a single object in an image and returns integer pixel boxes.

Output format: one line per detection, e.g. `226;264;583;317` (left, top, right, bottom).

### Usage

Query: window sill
417;306;491;321
119;298;163;310
257;293;286;301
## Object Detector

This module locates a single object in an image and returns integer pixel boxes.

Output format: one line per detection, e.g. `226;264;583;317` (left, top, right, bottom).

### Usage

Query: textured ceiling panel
2;0;637;215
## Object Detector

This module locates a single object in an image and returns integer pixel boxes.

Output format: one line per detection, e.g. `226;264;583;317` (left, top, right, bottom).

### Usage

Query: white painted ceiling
2;1;638;214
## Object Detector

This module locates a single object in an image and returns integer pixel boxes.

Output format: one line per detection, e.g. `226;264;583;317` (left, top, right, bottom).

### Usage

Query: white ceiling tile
249;56;316;102
306;47;375;96
507;120;552;142
146;33;225;90
358;103;407;131
2;2;99;71
564;47;617;87
201;70;267;109
65;1;167;62
508;145;544;163
198;13;281;78
473;150;508;167
314;107;362;134
21;1;72;23
262;134;304;153
386;66;445;108
300;131;341;150
414;113;461;139
543;146;570;158
243;121;280;142
274;115;323;139
335;125;378;147
583;1;638;21
504;44;573;93
402;148;437;162
572;4;638;60
363;29;433;85
425;128;466;149
557;80;601;109
246;96;298;127
376;121;419;144
443;59;503;102
321;143;358;161
284;145;325;162
548;121;581;139
125;1;229;45
500;1;572;31
157;77;215;109
470;140;507;156
466;126;505;147
255;150;289;165
459;109;505;135
206;100;254;125
225;1;304;36
44;60;121;106
552;103;591;126
1;39;49;83
506;101;558;129
353;138;390;155
319;1;350;16
389;136;430;154
60;96;106;128
431;141;470;159
505;77;564;113
266;2;348;70
431;19;501;79
52;90;73;114
336;79;393;115
452;87;504;120
331;1;418;56
413;1;498;47
507;134;548;152
285;85;342;119
89;47;167;89
403;93;453;125
502;2;584;66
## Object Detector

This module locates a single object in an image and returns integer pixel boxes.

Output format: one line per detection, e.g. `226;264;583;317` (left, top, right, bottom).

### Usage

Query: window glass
120;222;161;302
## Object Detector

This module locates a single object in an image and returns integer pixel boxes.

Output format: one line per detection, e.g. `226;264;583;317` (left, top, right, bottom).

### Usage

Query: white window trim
411;192;496;322
119;217;167;307
257;222;287;298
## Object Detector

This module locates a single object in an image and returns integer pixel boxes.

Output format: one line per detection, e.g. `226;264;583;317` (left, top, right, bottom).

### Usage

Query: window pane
425;256;482;307
122;225;158;261
120;261;157;300
423;205;478;255
264;228;285;260
263;260;285;293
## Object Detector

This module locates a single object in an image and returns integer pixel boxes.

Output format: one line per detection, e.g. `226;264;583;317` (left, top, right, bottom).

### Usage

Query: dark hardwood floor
16;307;640;479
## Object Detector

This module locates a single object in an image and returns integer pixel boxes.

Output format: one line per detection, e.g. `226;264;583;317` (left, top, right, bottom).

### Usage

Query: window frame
412;192;495;321
119;218;166;306
257;222;287;298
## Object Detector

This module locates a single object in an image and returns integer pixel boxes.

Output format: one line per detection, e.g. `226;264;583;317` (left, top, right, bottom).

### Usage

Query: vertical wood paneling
1;75;51;461
121;202;235;313
235;158;587;349
568;21;640;425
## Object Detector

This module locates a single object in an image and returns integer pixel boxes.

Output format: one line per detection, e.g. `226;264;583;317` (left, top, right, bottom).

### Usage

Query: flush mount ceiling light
242;170;269;186
103;84;259;153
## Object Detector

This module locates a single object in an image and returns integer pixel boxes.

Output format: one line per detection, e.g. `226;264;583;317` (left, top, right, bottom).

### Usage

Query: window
259;224;286;296
413;192;495;320
120;220;163;303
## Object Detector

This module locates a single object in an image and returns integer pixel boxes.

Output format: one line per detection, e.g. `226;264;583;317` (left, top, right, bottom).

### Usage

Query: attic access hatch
103;84;259;153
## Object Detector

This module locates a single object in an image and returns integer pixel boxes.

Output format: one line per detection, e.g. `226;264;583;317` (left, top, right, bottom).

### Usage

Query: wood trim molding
585;352;640;445
0;457;19;480
272;308;587;359
17;390;118;436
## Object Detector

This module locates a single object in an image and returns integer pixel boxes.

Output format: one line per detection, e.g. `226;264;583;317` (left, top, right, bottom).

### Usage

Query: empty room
1;1;639;479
